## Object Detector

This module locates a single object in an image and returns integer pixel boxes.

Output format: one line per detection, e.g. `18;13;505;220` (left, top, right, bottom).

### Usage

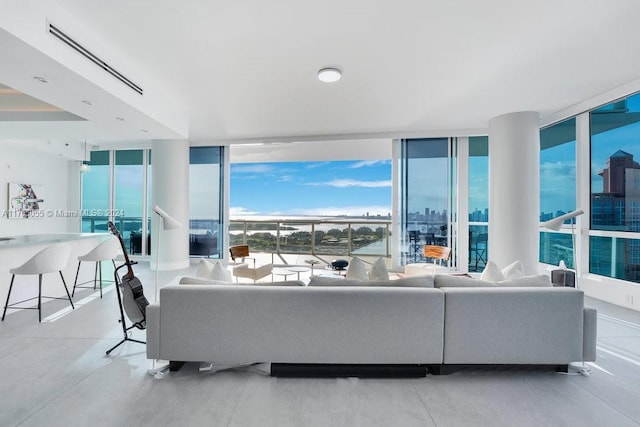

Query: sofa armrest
146;303;160;359
583;307;597;362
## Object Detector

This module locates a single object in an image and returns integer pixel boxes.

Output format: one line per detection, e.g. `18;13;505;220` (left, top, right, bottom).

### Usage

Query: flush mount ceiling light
33;76;48;83
317;68;342;83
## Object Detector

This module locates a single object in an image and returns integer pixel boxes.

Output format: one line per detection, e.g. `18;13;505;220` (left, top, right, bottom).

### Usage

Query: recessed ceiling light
318;68;342;83
33;76;48;83
82;100;92;106
140;129;148;133
115;117;125;121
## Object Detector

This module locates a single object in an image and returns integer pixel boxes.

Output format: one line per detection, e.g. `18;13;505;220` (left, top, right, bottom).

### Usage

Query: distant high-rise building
598;150;640;194
592;150;640;281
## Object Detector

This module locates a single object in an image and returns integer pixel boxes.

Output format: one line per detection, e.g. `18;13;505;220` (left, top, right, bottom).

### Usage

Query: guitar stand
106;262;146;355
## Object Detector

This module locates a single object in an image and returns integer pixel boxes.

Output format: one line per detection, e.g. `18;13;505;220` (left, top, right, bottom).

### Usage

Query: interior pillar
150;140;190;271
488;112;540;274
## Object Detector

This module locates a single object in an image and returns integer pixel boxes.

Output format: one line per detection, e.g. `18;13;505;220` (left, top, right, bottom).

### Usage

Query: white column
575;113;590;281
457;137;470;271
488;112;540;274
391;139;402;271
151;140;190;271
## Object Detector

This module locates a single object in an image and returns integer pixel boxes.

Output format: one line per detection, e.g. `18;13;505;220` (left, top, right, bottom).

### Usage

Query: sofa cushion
180;276;303;287
180;276;231;286
382;275;434;287
308;275;434;288
501;260;525;280
346;257;369;280
369;257;389;281
480;261;505;282
434;274;497;288
308;276;364;287
251;280;305;287
498;274;552;287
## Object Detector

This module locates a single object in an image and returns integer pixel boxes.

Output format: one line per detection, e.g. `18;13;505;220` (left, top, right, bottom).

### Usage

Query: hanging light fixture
80;140;90;173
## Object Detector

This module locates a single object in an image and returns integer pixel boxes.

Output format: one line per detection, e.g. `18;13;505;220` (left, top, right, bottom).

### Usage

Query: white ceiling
1;0;640;145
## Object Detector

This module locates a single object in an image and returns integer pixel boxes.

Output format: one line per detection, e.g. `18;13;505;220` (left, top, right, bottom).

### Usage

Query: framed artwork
7;183;45;219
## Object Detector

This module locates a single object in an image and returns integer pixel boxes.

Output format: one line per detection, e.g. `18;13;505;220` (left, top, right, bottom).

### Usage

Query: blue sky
230;160;392;217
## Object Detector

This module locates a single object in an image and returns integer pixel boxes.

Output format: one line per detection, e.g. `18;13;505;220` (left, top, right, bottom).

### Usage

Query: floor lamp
149;205;182;378
152;205;182;302
540;209;590;376
540;209;585;288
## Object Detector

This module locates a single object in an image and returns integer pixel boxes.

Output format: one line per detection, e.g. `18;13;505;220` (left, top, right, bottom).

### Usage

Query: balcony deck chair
472;233;488;270
229;245;273;283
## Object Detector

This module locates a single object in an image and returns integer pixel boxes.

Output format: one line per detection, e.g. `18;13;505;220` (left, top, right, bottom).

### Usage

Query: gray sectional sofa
146;274;597;375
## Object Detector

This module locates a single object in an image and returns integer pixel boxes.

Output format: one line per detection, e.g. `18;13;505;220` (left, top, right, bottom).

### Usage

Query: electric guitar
107;221;149;329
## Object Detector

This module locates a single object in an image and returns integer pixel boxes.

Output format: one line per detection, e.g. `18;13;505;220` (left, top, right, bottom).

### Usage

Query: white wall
0;143;79;235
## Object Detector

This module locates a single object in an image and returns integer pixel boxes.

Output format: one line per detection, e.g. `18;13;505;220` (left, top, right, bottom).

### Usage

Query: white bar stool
2;243;74;322
72;237;119;299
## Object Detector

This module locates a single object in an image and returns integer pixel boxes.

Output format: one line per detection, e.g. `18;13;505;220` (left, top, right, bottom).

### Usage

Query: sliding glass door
400;138;456;266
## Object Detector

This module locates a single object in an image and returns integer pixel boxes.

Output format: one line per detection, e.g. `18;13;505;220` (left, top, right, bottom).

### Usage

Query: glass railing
229;218;392;257
590;235;640;283
82;216;223;258
469;223;488;272
540;231;574;269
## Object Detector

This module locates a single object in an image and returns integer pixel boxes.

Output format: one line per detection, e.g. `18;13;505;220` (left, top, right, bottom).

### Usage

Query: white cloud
350;160;389;168
232;164;274;174
306;179;391;188
229;206;260;216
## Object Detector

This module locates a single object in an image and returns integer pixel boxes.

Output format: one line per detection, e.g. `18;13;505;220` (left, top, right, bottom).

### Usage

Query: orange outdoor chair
423;245;451;266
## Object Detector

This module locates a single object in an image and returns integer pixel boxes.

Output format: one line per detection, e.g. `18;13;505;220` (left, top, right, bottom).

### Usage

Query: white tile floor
1;260;640;427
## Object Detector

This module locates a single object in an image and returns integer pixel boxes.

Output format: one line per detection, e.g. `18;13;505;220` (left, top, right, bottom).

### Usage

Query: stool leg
38;274;42;323
2;275;16;321
59;271;75;310
72;260;81;297
98;260;103;298
93;261;99;290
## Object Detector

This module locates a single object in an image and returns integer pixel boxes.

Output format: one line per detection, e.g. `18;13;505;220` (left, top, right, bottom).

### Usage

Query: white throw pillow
501;260;525;280
195;259;213;278
208;260;232;282
346;257;368;280
369;257;389;281
480;260;505;282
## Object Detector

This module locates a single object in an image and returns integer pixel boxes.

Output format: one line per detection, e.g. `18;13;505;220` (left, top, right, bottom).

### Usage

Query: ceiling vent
48;23;143;95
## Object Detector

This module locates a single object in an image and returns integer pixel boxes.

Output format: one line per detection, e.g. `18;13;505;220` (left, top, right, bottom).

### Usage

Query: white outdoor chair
2;243;74;322
229;244;273;283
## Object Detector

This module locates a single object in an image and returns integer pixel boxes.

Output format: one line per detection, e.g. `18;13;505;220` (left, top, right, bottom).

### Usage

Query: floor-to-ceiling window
189;146;224;258
539;118;577;267
590;93;640;282
81;150;110;234
468;136;488;271
114;150;146;254
82;146;226;259
401;138;452;266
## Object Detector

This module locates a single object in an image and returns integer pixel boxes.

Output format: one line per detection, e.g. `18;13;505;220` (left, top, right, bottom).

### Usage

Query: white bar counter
0;233;115;317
